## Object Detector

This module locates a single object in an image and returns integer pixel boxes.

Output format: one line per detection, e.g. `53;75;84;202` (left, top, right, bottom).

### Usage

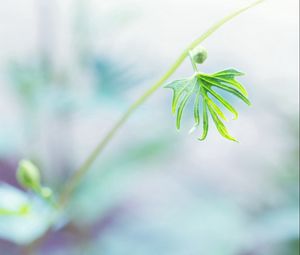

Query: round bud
16;160;41;191
191;45;208;64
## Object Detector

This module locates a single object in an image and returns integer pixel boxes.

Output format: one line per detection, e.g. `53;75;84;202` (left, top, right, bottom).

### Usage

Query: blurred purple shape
0;157;20;187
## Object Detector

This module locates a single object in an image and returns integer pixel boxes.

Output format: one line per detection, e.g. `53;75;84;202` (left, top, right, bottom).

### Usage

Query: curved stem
58;0;264;207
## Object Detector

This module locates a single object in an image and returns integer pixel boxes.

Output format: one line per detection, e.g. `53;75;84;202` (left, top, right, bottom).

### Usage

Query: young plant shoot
164;45;250;142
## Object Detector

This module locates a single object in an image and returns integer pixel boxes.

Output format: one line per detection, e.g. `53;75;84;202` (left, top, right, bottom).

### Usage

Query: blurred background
0;0;299;254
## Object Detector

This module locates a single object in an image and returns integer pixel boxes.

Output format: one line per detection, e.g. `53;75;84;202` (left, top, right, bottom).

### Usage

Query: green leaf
199;94;209;141
165;68;250;142
212;68;244;79
165;77;197;128
207;104;238;142
193;88;201;126
164;79;191;113
217;83;250;105
215;77;248;97
201;75;248;97
205;96;228;121
202;82;239;120
176;93;190;129
200;77;250;105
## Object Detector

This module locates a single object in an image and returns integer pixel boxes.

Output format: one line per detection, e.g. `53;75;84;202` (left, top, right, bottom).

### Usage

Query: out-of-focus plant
0;0;266;251
0;161;57;245
16;160;54;204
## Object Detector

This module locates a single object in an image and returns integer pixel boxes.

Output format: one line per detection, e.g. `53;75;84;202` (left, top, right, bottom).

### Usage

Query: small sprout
16;160;55;206
191;45;208;64
164;68;250;142
17;160;41;191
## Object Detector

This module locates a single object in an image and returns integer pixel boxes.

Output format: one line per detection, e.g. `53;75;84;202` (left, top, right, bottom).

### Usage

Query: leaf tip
230;137;239;143
198;133;208;141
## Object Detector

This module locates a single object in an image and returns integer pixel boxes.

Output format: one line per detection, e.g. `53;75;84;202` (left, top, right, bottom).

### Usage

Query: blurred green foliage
0;0;298;254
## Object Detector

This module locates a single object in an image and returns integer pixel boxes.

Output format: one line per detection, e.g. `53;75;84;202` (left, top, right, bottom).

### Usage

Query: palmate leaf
164;68;250;142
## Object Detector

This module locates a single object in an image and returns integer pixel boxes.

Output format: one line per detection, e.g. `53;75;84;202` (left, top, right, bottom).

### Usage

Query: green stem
189;51;199;72
58;0;264;207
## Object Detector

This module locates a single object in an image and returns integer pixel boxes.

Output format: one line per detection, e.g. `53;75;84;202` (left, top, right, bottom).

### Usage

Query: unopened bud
191;45;208;64
16;160;41;191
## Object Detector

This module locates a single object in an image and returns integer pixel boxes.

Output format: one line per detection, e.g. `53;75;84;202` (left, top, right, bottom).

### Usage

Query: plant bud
16;160;41;191
191;45;208;64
